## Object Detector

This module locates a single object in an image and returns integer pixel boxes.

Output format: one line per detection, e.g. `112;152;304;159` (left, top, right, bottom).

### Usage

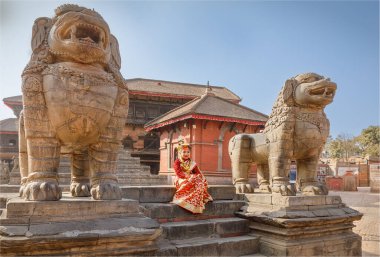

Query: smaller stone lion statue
229;73;337;196
19;4;128;201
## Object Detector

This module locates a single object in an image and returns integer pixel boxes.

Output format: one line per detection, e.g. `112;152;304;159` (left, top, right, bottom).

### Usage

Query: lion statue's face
48;8;111;65
293;73;337;108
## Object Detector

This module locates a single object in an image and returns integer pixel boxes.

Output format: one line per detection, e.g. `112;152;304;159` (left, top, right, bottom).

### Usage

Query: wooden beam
218;121;224;130
229;122;236;132
243;124;248;133
203;120;209;129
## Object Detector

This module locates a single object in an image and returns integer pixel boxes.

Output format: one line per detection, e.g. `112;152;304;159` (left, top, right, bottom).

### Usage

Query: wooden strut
229;122;236;132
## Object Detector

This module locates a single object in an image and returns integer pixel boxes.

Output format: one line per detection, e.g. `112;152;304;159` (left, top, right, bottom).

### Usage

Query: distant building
145;90;268;184
0;118;18;166
2;78;243;174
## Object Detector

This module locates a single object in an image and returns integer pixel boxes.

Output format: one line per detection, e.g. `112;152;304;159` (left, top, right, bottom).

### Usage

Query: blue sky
0;0;379;138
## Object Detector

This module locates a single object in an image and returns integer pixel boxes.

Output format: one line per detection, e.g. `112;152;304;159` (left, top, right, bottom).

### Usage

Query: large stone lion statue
19;4;128;201
229;73;337;196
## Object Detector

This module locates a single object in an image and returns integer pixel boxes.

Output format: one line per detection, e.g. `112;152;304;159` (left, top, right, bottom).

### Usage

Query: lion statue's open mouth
48;7;111;64
60;22;106;49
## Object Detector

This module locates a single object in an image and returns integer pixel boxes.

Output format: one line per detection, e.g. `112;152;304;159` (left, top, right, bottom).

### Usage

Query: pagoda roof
2;78;241;107
3;95;22;104
0;118;18;133
145;92;268;131
126;78;241;102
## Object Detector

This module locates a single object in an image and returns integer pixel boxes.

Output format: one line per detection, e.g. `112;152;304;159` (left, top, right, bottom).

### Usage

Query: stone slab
171;235;259;257
246;193;343;206
259;232;361;256
5;194;139;222
1;213;162;256
218;235;259;256
161;217;249;240
121;185;236;203
142;200;245;221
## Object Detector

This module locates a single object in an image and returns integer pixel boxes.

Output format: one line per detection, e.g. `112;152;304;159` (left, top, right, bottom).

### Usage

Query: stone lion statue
229;73;337;196
19;4;128;201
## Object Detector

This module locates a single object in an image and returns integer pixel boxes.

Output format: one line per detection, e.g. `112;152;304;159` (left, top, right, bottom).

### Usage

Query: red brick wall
158;119;260;178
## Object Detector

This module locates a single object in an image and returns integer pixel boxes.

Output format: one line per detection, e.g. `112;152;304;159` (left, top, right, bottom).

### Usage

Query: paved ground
330;188;380;257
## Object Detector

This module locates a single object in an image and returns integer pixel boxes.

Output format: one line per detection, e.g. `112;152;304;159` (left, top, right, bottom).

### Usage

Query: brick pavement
330;188;380;257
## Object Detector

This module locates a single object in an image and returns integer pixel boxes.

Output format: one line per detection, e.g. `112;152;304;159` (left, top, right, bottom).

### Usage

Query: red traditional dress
172;158;213;213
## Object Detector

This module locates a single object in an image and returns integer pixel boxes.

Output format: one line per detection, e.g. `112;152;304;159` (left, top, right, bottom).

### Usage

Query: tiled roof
126;78;241;102
145;93;268;131
0;118;18;133
3;95;22;103
2;79;241;105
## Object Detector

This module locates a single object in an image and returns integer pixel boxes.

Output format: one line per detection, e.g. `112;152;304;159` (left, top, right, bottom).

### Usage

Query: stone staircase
0;185;262;256
3;150;168;188
117;151;168;185
123;185;260;256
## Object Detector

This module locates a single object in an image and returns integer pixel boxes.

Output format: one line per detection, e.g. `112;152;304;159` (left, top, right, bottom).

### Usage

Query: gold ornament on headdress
177;139;191;153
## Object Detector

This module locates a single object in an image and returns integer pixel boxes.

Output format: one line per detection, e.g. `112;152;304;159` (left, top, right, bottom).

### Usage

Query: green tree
326;133;360;161
356;126;380;157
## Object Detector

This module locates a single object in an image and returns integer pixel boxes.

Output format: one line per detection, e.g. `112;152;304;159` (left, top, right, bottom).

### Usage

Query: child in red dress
171;143;213;213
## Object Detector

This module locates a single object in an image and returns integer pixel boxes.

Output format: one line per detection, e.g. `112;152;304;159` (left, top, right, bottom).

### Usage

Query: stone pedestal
0;194;162;256
237;193;363;257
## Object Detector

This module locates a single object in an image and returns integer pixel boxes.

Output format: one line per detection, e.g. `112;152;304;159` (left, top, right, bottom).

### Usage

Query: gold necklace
180;158;191;173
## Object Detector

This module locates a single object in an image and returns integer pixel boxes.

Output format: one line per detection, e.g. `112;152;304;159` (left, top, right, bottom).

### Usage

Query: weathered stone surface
259;233;361;257
239;193;363;256
121;185;236;203
19;4;128;201
175;239;219;256
0;162;10;184
161;217;249;240
116;150;168;186
218;235;260;256
143;200;245;221
0;194;162;256
5;194;139;222
171;236;259;257
229;73;336;196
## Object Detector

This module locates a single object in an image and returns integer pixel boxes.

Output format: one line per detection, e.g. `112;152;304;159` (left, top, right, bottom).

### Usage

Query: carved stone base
0;193;162;256
237;193;363;256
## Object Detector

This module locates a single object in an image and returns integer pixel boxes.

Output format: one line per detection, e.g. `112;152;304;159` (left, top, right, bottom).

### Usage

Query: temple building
2;78;244;174
145;89;268;184
0;118;18;166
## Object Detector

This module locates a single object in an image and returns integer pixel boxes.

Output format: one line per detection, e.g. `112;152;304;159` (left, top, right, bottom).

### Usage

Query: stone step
161;217;250;240
141;200;246;222
0;185;20;193
2;193;140;224
118;164;150;170
118;179;168;186
157;235;259;256
121;185;236;203
240;254;268;257
117;172;157;178
0;216;161;256
0;193;18;208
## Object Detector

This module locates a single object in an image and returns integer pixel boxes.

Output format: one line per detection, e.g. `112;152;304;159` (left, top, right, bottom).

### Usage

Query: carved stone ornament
229;73;337;196
19;4;129;201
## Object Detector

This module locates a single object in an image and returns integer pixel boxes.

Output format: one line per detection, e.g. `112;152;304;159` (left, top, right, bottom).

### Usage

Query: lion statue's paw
91;182;122;200
258;183;272;193
271;184;296;196
19;177;28;197
302;183;329;196
70;181;91;197
235;182;253;194
22;181;62;201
